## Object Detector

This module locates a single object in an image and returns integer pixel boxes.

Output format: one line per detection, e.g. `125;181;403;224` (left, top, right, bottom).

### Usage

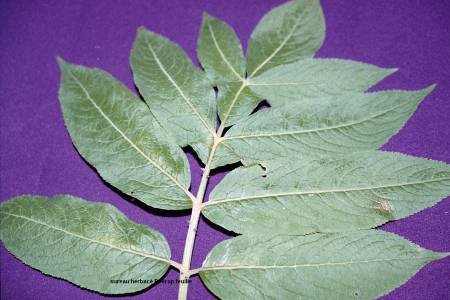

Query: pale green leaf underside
200;0;327;127
212;86;434;168
59;59;191;209
249;59;397;104
198;13;245;84
58;59;192;210
246;0;325;77
217;81;262;127
0;195;171;294
1;1;444;299
203;151;450;235
200;231;448;300
197;13;261;127
131;28;217;163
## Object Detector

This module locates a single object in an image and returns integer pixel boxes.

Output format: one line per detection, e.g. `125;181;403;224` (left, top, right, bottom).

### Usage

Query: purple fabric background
1;0;449;299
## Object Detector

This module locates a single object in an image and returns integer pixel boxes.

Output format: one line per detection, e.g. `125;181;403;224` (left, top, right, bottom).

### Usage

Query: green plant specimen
1;1;449;299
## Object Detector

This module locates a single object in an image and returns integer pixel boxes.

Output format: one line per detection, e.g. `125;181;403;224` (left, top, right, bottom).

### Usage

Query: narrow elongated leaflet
203;151;450;235
200;231;449;300
0;195;171;294
212;86;434;168
246;0;325;77
197;14;262;127
217;58;395;127
58;59;193;210
131;28;217;163
198;13;245;84
248;59;397;104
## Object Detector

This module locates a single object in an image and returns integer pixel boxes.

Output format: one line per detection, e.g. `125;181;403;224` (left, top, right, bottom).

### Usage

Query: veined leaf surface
249;59;396;104
0;195;171;294
212;87;434;168
58;59;193;210
203;151;450;235
217;82;262;127
198;13;245;84
200;231;448;300
131;28;217;163
246;0;325;77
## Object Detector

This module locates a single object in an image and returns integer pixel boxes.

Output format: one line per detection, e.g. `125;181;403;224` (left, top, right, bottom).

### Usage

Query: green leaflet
197;14;261;127
203;151;450;235
216;58;394;127
246;0;325;77
131;27;217;163
198;13;245;84
0;195;171;294
212;86;434;168
58;59;193;210
248;59;397;105
200;0;327;127
200;231;448;300
217;81;262;127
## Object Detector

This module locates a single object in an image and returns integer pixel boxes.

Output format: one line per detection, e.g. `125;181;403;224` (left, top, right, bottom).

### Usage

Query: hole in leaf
210;161;243;177
258;162;268;178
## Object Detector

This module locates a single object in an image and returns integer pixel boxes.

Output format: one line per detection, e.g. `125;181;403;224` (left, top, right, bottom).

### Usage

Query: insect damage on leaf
1;0;449;300
374;199;395;219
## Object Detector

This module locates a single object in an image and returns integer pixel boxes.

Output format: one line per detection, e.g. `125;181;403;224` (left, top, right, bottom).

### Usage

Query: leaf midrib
219;81;247;127
249;8;303;77
0;211;172;266
207;21;243;80
204;177;450;207
67;69;193;202
200;256;436;272
222;98;413;141
145;40;217;137
248;80;325;86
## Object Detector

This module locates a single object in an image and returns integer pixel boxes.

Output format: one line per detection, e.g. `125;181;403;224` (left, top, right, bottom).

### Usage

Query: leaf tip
56;56;67;68
387;67;399;75
427;83;437;92
426;251;450;263
420;83;437;97
201;11;216;24
137;26;148;35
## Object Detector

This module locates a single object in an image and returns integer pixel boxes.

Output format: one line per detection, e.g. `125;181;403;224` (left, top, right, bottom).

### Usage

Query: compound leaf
246;0;325;77
203;151;450;235
200;231;448;300
0;195;171;294
58;59;193;210
131;27;217;163
249;59;397;105
212;86;434;168
2;1;448;299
